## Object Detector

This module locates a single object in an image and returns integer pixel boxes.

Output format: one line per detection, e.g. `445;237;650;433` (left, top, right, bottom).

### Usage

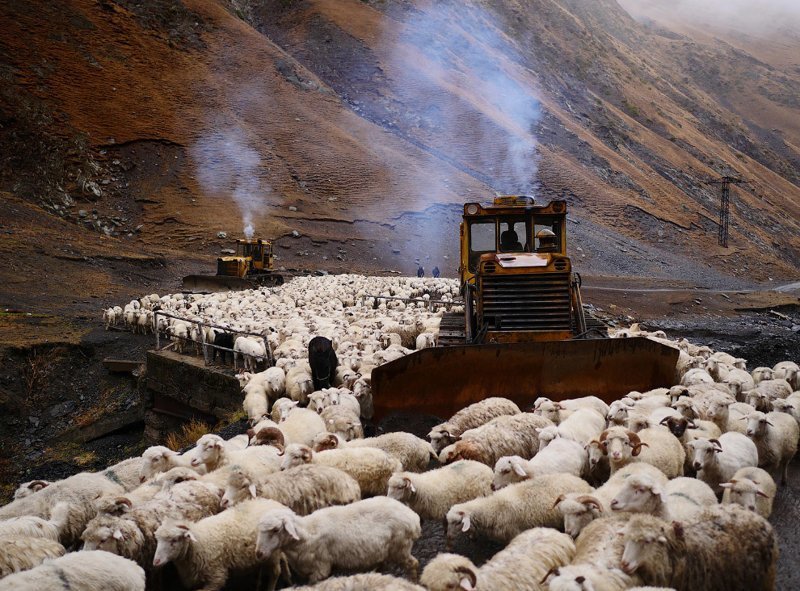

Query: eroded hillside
0;0;798;313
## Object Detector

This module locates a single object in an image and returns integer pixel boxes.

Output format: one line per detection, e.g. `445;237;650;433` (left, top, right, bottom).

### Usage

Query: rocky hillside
1;0;798;313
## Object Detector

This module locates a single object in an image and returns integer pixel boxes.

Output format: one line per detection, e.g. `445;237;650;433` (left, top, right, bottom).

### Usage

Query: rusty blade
371;337;679;421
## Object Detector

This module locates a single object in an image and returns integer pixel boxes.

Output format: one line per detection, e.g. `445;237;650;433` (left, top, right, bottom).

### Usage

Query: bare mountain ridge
0;0;798;311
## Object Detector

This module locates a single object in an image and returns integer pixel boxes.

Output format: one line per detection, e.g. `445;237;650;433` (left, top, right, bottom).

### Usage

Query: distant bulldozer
183;238;284;292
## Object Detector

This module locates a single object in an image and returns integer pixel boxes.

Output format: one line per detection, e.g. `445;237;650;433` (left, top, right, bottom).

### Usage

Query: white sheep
255;497;421;583
313;431;435;472
81;477;222;570
421;527;576;591
492;437;587;490
243;383;269;423
743;378;794;411
619;506;778;591
448;413;553;467
744;410;799;485
688;433;759;494
387;460;493;520
320;404;363;441
555;462;667;538
287;574;424;590
599;426;684;478
0;471;125;546
220;463;360;514
446;473;592;545
610;473;717;522
277;406;327;447
720;466;776;518
12;479;51;499
153;498;285;591
0;537;66;578
428;397;521;453
233;335;266;372
191;433;280;474
0;502;69;542
280;443;401;496
543;408;606;447
138;446;201;482
773;360;800;390
0;550;145;591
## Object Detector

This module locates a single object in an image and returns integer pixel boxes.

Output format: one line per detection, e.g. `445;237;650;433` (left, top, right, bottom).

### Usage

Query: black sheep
308;336;338;390
213;331;235;364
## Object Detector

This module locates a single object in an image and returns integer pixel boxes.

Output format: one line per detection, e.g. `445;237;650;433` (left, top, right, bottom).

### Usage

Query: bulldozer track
437;311;466;346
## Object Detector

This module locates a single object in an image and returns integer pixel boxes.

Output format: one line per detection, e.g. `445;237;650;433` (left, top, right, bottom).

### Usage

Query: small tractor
183;239;284;292
371;195;679;419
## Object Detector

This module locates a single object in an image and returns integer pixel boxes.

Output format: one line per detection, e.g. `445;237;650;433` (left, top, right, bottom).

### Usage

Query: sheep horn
708;438;723;452
454;566;477;588
28;480;49;490
540;567;560;585
575;495;604;512
552;494;567;509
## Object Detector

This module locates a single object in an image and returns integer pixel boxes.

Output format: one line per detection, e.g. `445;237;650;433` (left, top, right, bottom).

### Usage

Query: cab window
468;221;496;271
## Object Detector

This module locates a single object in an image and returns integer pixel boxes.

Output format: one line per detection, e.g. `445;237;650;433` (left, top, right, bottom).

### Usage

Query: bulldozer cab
461;196;566;283
459;196;573;343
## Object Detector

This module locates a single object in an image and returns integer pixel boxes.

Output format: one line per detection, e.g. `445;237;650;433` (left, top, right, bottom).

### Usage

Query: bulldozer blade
181;274;252;293
371;337;679;422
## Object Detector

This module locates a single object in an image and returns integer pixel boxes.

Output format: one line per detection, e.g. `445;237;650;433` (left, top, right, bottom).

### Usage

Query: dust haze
621;0;800;36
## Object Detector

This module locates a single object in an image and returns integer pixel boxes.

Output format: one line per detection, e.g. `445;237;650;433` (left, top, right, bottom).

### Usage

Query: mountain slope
0;0;798;306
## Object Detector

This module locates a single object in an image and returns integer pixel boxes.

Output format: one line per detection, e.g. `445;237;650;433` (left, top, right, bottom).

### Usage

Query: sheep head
491;455;530;491
720;478;771;513
387;474;416;501
420;553;478;591
312;433;340;452
620;514;673;577
688;438;723;472
222;467;256;508
280;444;313;470
153;521;197;567
745;412;773;438
253;427;286;452
554;493;604;538
140;446;179;482
610;474;665;513
256;508;301;560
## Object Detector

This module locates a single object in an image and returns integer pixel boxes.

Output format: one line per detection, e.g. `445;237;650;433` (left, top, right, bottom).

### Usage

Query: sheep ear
719;482;732;489
248;484;257;498
185;530;198;543
460;577;475;591
113;529;125;541
284;518;300;541
405;478;416;494
535;428;542;434
512;461;527;477
461;515;471;532
657;535;667;544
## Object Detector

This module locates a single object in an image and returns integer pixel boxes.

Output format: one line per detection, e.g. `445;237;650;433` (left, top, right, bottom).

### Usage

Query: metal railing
360;294;464;310
153;310;274;368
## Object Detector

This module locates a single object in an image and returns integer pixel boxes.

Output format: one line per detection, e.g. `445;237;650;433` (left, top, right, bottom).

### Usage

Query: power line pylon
706;176;747;247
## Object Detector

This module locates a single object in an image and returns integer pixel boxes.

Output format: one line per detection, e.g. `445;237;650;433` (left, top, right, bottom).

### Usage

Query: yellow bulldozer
183;239;284;292
371;196;679;420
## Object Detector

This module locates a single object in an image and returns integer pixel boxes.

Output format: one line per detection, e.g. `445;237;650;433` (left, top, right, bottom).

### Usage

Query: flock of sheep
1;274;798;591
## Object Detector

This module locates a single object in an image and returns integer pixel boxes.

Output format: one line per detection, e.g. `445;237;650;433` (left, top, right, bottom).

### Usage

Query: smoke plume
191;125;267;240
382;1;541;195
